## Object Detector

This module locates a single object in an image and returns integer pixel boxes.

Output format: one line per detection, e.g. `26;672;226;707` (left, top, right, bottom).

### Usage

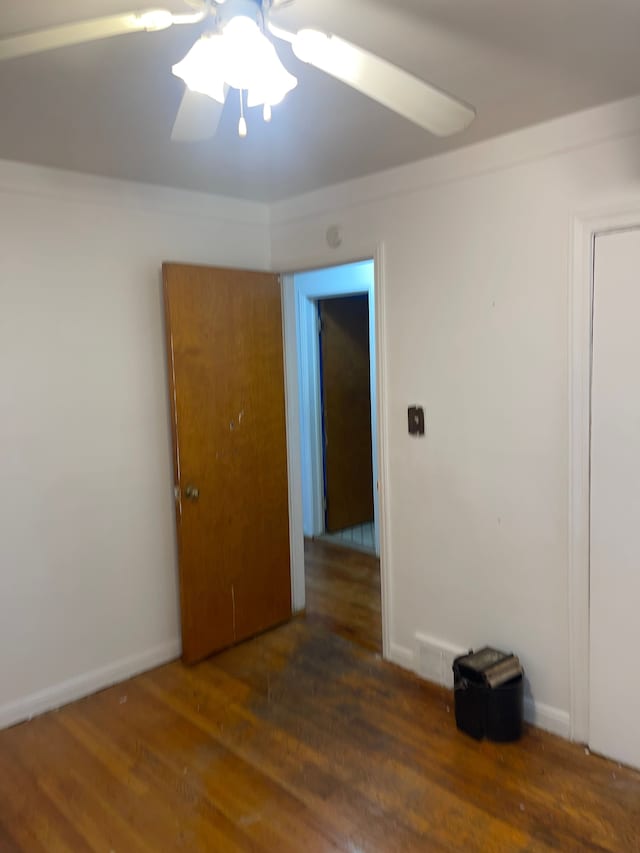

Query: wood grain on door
163;263;291;664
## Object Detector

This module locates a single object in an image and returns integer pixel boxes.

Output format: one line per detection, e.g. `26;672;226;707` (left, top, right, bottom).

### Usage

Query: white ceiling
1;0;640;202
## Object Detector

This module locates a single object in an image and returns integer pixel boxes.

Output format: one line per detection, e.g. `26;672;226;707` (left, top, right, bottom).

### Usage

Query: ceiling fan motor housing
217;0;263;28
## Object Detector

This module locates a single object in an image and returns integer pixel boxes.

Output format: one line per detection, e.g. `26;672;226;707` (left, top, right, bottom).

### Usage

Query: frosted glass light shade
172;34;227;103
246;67;297;108
173;16;297;108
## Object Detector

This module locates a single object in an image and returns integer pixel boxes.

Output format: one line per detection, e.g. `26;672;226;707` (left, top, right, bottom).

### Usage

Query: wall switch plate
408;406;425;436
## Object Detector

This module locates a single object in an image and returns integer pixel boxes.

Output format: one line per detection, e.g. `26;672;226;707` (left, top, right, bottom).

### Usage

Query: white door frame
281;242;392;659
569;206;640;743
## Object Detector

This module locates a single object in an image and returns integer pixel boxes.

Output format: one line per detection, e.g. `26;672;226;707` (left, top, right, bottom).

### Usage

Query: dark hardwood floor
1;539;640;851
304;536;382;653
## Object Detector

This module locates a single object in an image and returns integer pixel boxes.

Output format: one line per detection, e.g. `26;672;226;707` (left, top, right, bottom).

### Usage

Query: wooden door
319;295;374;532
163;263;291;664
590;229;640;770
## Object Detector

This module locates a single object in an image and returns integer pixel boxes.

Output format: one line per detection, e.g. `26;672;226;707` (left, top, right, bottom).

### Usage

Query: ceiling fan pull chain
238;89;248;138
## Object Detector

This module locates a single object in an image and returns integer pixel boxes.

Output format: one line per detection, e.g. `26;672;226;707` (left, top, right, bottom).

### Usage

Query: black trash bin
453;647;524;742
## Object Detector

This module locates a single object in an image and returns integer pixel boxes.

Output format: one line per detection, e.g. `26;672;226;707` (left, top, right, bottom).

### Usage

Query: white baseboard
0;638;181;732
415;632;468;690
388;642;418;673
524;697;571;739
0;636;573;743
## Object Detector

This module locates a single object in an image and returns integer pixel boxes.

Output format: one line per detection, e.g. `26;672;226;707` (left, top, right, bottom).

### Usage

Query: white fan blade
278;26;475;137
171;87;229;142
0;8;205;62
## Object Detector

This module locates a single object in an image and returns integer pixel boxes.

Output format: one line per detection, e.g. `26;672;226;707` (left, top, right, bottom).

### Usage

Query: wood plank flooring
319;521;376;554
304;537;382;652
1;540;640;851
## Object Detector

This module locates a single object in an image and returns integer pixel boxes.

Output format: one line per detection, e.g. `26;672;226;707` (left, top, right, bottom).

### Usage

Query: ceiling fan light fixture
221;15;297;100
173;9;297;122
0;0;477;145
246;65;297;108
172;34;227;103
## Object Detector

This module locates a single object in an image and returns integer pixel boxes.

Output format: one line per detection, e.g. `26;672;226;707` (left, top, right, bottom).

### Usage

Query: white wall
293;261;379;553
0;160;269;728
271;95;640;736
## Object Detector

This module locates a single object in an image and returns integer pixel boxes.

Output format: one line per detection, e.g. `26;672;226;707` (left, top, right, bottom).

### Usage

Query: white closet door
590;228;640;770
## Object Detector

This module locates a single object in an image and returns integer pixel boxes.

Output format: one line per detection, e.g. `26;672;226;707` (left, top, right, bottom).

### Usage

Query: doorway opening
289;259;382;653
317;293;375;552
293;260;379;554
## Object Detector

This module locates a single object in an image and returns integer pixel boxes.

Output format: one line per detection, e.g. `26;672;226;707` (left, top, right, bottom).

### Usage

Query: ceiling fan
0;0;476;142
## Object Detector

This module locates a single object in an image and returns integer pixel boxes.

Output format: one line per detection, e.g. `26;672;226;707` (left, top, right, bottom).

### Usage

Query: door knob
184;485;200;501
